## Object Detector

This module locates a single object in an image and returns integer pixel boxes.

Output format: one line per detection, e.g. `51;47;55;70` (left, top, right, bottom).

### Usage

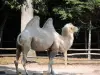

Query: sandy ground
0;57;100;75
0;63;100;75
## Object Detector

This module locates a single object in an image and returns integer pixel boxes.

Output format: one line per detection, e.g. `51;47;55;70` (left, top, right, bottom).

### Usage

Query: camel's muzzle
74;27;79;32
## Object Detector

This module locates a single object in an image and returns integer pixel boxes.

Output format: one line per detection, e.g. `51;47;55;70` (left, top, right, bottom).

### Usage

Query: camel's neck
62;32;74;38
62;33;74;44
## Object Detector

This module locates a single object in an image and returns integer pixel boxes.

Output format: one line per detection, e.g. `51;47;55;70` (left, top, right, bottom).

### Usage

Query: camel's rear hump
42;18;56;32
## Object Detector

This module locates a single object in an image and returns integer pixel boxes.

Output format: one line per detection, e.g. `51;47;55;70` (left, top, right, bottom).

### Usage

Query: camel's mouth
74;27;78;32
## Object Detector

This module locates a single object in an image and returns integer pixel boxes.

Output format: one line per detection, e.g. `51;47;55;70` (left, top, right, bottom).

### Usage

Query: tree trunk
85;30;87;49
98;31;100;48
88;20;92;60
21;0;33;31
0;15;8;47
21;0;36;57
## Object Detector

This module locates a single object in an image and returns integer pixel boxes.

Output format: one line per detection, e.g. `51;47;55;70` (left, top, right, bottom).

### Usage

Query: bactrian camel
14;16;78;75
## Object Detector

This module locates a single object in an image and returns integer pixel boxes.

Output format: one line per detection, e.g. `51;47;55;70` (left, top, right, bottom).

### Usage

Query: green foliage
33;0;48;15
4;0;49;15
3;0;100;28
4;0;21;9
53;8;68;20
53;0;93;20
52;0;100;28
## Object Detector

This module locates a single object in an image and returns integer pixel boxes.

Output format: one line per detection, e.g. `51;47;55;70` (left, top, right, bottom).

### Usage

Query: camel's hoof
51;71;56;75
51;73;56;75
18;72;22;75
26;73;28;75
43;71;50;75
14;60;18;66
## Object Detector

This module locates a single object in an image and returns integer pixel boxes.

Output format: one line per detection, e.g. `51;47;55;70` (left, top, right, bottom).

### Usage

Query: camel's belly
31;38;53;51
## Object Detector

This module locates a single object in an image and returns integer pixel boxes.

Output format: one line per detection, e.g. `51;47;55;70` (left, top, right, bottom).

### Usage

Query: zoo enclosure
0;25;100;64
0;48;100;60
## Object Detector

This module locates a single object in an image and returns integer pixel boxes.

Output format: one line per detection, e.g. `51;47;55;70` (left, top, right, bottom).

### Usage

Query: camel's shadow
0;65;78;75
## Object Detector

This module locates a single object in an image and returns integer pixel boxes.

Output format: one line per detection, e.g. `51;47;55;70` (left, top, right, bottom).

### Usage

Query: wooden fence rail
0;48;16;50
0;48;100;60
68;53;100;56
69;49;100;51
68;49;100;59
0;48;99;51
0;48;100;57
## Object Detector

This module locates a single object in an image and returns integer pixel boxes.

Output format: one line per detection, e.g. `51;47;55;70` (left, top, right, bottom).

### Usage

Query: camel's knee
22;51;28;64
21;57;28;75
21;57;27;66
22;61;26;67
14;60;18;67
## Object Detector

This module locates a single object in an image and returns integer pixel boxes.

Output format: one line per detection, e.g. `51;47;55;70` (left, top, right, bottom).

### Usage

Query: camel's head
62;23;78;35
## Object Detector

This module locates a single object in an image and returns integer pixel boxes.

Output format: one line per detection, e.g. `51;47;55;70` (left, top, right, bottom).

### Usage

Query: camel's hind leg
14;45;22;75
21;45;30;75
48;51;57;75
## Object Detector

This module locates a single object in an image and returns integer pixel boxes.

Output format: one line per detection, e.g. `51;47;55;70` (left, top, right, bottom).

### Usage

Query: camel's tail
16;33;22;46
16;33;23;60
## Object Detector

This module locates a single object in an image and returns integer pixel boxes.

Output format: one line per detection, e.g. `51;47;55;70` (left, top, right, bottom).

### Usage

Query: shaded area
0;63;100;75
0;65;77;75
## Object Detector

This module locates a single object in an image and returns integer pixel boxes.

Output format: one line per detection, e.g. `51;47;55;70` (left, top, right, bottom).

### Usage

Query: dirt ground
0;56;100;65
0;63;100;75
0;57;100;75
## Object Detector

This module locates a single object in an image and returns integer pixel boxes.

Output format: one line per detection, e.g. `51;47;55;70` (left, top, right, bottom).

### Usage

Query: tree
21;0;36;57
4;0;36;57
21;0;33;31
0;1;9;47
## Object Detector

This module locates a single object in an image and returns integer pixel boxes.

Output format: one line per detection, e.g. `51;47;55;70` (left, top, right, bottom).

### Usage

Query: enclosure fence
68;49;100;60
0;48;100;60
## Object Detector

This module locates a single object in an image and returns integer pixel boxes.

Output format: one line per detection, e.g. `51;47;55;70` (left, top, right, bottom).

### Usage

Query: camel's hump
42;18;56;31
25;16;40;29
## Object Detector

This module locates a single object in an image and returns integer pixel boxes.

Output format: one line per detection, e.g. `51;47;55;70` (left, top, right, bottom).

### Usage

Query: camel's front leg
48;51;57;75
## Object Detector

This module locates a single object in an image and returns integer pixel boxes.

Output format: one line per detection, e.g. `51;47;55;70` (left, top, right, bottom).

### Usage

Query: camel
14;16;78;75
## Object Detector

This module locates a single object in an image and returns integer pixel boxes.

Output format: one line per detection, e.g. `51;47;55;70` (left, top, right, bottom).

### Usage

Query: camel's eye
70;27;73;30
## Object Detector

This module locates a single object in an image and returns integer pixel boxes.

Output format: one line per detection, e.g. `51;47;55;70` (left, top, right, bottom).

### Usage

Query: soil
0;57;100;75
